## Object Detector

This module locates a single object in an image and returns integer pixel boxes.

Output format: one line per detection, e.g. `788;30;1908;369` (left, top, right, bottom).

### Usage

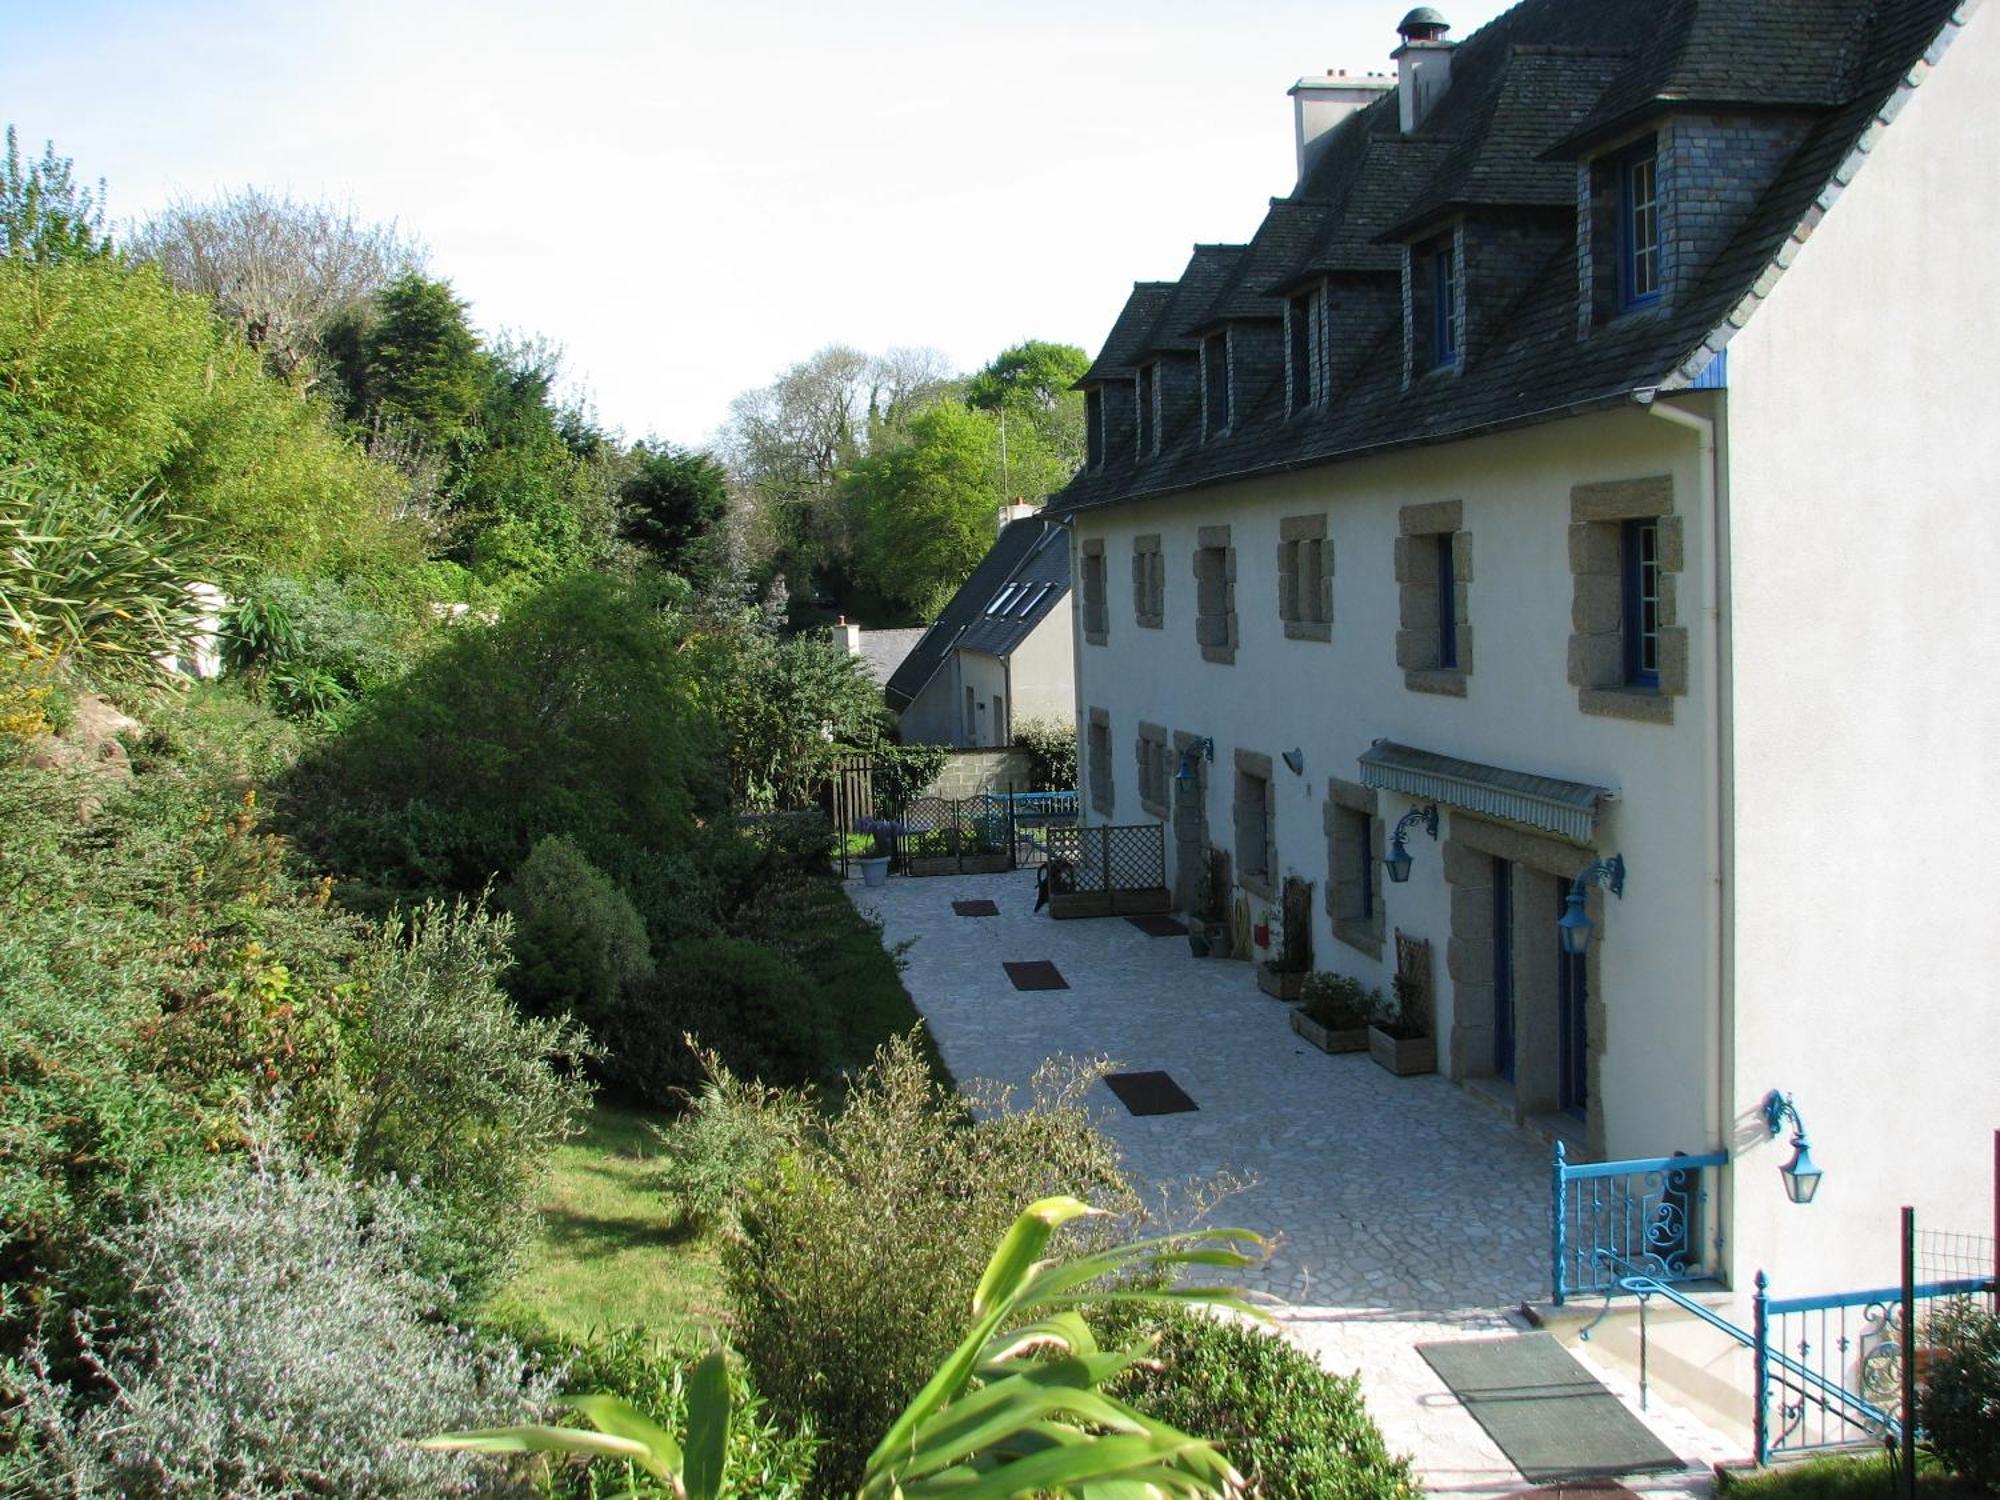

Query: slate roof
883;517;1068;710
1053;0;1964;518
852;628;926;690
1136;246;1245;357
958;524;1070;657
1076;282;1177;384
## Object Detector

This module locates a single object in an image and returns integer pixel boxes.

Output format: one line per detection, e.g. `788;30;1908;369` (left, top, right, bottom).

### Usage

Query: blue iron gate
1551;1142;1728;1303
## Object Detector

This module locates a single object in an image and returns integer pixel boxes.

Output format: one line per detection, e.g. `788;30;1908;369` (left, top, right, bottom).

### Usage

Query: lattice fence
1045;824;1170;917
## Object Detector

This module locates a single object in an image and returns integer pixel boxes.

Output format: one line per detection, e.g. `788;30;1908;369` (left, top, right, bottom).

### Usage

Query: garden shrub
725;1036;1135;1493
651;1058;811;1231
222;571;415;718
1299;971;1383;1030
344;900;595;1293
1920;1295;2000;1489
1013;714;1078;790
1107;1307;1419;1500
2;1132;553;1499
617;936;829;1102
503;834;656;1027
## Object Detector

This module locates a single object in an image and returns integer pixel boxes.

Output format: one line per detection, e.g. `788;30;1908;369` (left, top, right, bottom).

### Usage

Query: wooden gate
827;753;875;876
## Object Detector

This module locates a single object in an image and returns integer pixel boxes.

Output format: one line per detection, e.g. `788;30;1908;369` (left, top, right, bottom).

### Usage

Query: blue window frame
1431;243;1460;366
1357;815;1375;921
1618;138;1662;308
1622;517;1660;688
1435;531;1458;669
1557;882;1588;1118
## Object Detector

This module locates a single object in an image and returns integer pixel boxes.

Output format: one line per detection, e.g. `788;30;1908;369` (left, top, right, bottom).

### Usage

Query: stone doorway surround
1442;814;1609;1160
1170;729;1209;912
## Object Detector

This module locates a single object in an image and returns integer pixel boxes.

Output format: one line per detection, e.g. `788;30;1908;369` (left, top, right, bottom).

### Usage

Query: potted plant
854;817;902;888
1188;846;1232;958
1257;874;1314;1000
1368;968;1437;1076
1290;972;1379;1053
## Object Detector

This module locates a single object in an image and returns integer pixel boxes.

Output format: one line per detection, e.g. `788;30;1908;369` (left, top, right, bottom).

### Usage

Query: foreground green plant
429;1196;1263;1499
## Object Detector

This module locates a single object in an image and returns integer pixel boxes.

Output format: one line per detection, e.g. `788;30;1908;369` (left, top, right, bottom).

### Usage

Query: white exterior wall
1006;603;1076;731
960;651;1007;747
898;670;962;747
1722;3;2000;1299
1072;405;1722;1163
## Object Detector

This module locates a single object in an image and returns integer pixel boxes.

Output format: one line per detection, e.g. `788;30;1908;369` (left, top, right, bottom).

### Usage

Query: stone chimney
1290;71;1394;184
835;615;862;655
998;499;1039;535
1393;7;1455;134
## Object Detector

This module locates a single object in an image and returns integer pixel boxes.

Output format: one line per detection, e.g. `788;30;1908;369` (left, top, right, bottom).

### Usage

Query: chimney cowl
1397;7;1450;41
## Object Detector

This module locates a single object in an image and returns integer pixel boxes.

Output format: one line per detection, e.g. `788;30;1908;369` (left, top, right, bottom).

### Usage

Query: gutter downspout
1640;389;1734;1273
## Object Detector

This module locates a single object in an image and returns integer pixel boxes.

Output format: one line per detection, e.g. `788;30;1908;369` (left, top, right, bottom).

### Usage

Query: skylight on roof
987;585;1021;616
1015;584;1050;617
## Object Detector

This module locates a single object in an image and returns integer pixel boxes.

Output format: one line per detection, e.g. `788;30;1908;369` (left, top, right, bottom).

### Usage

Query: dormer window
1430;242;1460;367
1409;230;1461;378
1085;388;1104;469
1136;362;1159;458
1619;138;1661;308
1286;287;1324;413
1202;332;1231;438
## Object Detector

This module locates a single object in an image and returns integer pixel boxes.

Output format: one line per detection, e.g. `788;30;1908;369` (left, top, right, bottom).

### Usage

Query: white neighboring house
886;506;1074;748
1052;0;1999;1316
835;617;926;700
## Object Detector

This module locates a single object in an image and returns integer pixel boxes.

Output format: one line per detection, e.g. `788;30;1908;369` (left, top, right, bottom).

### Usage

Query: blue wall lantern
1557;854;1626;955
1383;803;1439;883
1762;1090;1824;1204
1175;737;1215;784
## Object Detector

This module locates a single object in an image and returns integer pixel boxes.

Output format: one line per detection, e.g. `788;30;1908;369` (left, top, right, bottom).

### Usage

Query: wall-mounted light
1761;1090;1823;1205
1175;737;1215;784
1281;747;1304;776
1383;803;1439;883
1557;854;1625;956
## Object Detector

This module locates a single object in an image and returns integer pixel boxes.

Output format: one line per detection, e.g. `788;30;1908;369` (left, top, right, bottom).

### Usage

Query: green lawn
488;1100;729;1350
1717;1454;1985;1500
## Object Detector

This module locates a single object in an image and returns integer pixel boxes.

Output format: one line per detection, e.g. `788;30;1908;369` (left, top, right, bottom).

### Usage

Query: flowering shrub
853;816;905;857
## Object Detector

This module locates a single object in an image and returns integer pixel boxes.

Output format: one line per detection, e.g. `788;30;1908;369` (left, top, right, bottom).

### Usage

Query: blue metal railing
1755;1272;1997;1460
1552;1141;1728;1304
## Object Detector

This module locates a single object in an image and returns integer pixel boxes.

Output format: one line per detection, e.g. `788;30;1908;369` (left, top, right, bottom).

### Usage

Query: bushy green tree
710;620;894;809
965;338;1089;476
353;273;484;448
621;442;729;582
0;127;109;265
288;570;722;904
848;401;1005;618
502;835;655;1025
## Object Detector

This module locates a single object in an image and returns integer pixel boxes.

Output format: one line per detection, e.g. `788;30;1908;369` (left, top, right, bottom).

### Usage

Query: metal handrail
1562;1150;1729;1181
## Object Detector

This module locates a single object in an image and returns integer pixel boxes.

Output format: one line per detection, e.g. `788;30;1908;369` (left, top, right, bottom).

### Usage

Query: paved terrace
850;868;1728;1496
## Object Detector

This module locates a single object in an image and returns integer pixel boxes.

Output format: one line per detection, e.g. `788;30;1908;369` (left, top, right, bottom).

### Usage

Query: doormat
953;899;1000;917
1496;1482;1638;1500
1003;960;1069;991
1126;913;1188;937
1416;1335;1681;1483
1103;1070;1199;1115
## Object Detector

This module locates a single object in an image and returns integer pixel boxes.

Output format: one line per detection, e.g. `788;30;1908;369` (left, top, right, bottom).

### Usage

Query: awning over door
1357;739;1616;845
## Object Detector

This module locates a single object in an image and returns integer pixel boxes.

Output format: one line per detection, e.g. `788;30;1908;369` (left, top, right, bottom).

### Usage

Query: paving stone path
852;869;1729;1495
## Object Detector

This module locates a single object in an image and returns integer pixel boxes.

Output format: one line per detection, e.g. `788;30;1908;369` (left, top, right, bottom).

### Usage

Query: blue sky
3;0;1511;446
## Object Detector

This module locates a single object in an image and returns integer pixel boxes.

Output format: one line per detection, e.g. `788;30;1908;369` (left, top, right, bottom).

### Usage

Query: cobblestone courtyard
850;867;1726;1494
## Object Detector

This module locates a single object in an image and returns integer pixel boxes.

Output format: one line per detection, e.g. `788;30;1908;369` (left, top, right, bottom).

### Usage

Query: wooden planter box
1257;963;1306;1001
1368;1025;1436;1077
1291;1009;1369;1054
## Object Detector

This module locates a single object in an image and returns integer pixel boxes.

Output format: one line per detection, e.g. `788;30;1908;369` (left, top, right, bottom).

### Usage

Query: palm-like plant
426;1196;1264;1499
0;469;214;685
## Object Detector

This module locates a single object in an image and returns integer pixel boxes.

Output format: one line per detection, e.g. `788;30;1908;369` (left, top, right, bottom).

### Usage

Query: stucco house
886;505;1075;748
1051;0;1996;1315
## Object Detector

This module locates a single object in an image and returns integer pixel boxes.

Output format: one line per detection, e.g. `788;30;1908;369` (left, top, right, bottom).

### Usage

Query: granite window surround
1087;707;1114;816
1232;748;1277;900
1568;474;1687;723
1192;525;1239;666
1136;720;1171;819
1080;538;1109;646
1394;499;1472;696
1277;513;1334;642
1324;778;1386;959
1132;533;1165;629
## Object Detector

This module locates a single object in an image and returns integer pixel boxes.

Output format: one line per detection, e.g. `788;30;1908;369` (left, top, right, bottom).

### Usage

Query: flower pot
1368;1024;1436;1076
1291;1009;1370;1054
1188;930;1211;958
1193;919;1232;959
858;854;891;888
1257;963;1306;1001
